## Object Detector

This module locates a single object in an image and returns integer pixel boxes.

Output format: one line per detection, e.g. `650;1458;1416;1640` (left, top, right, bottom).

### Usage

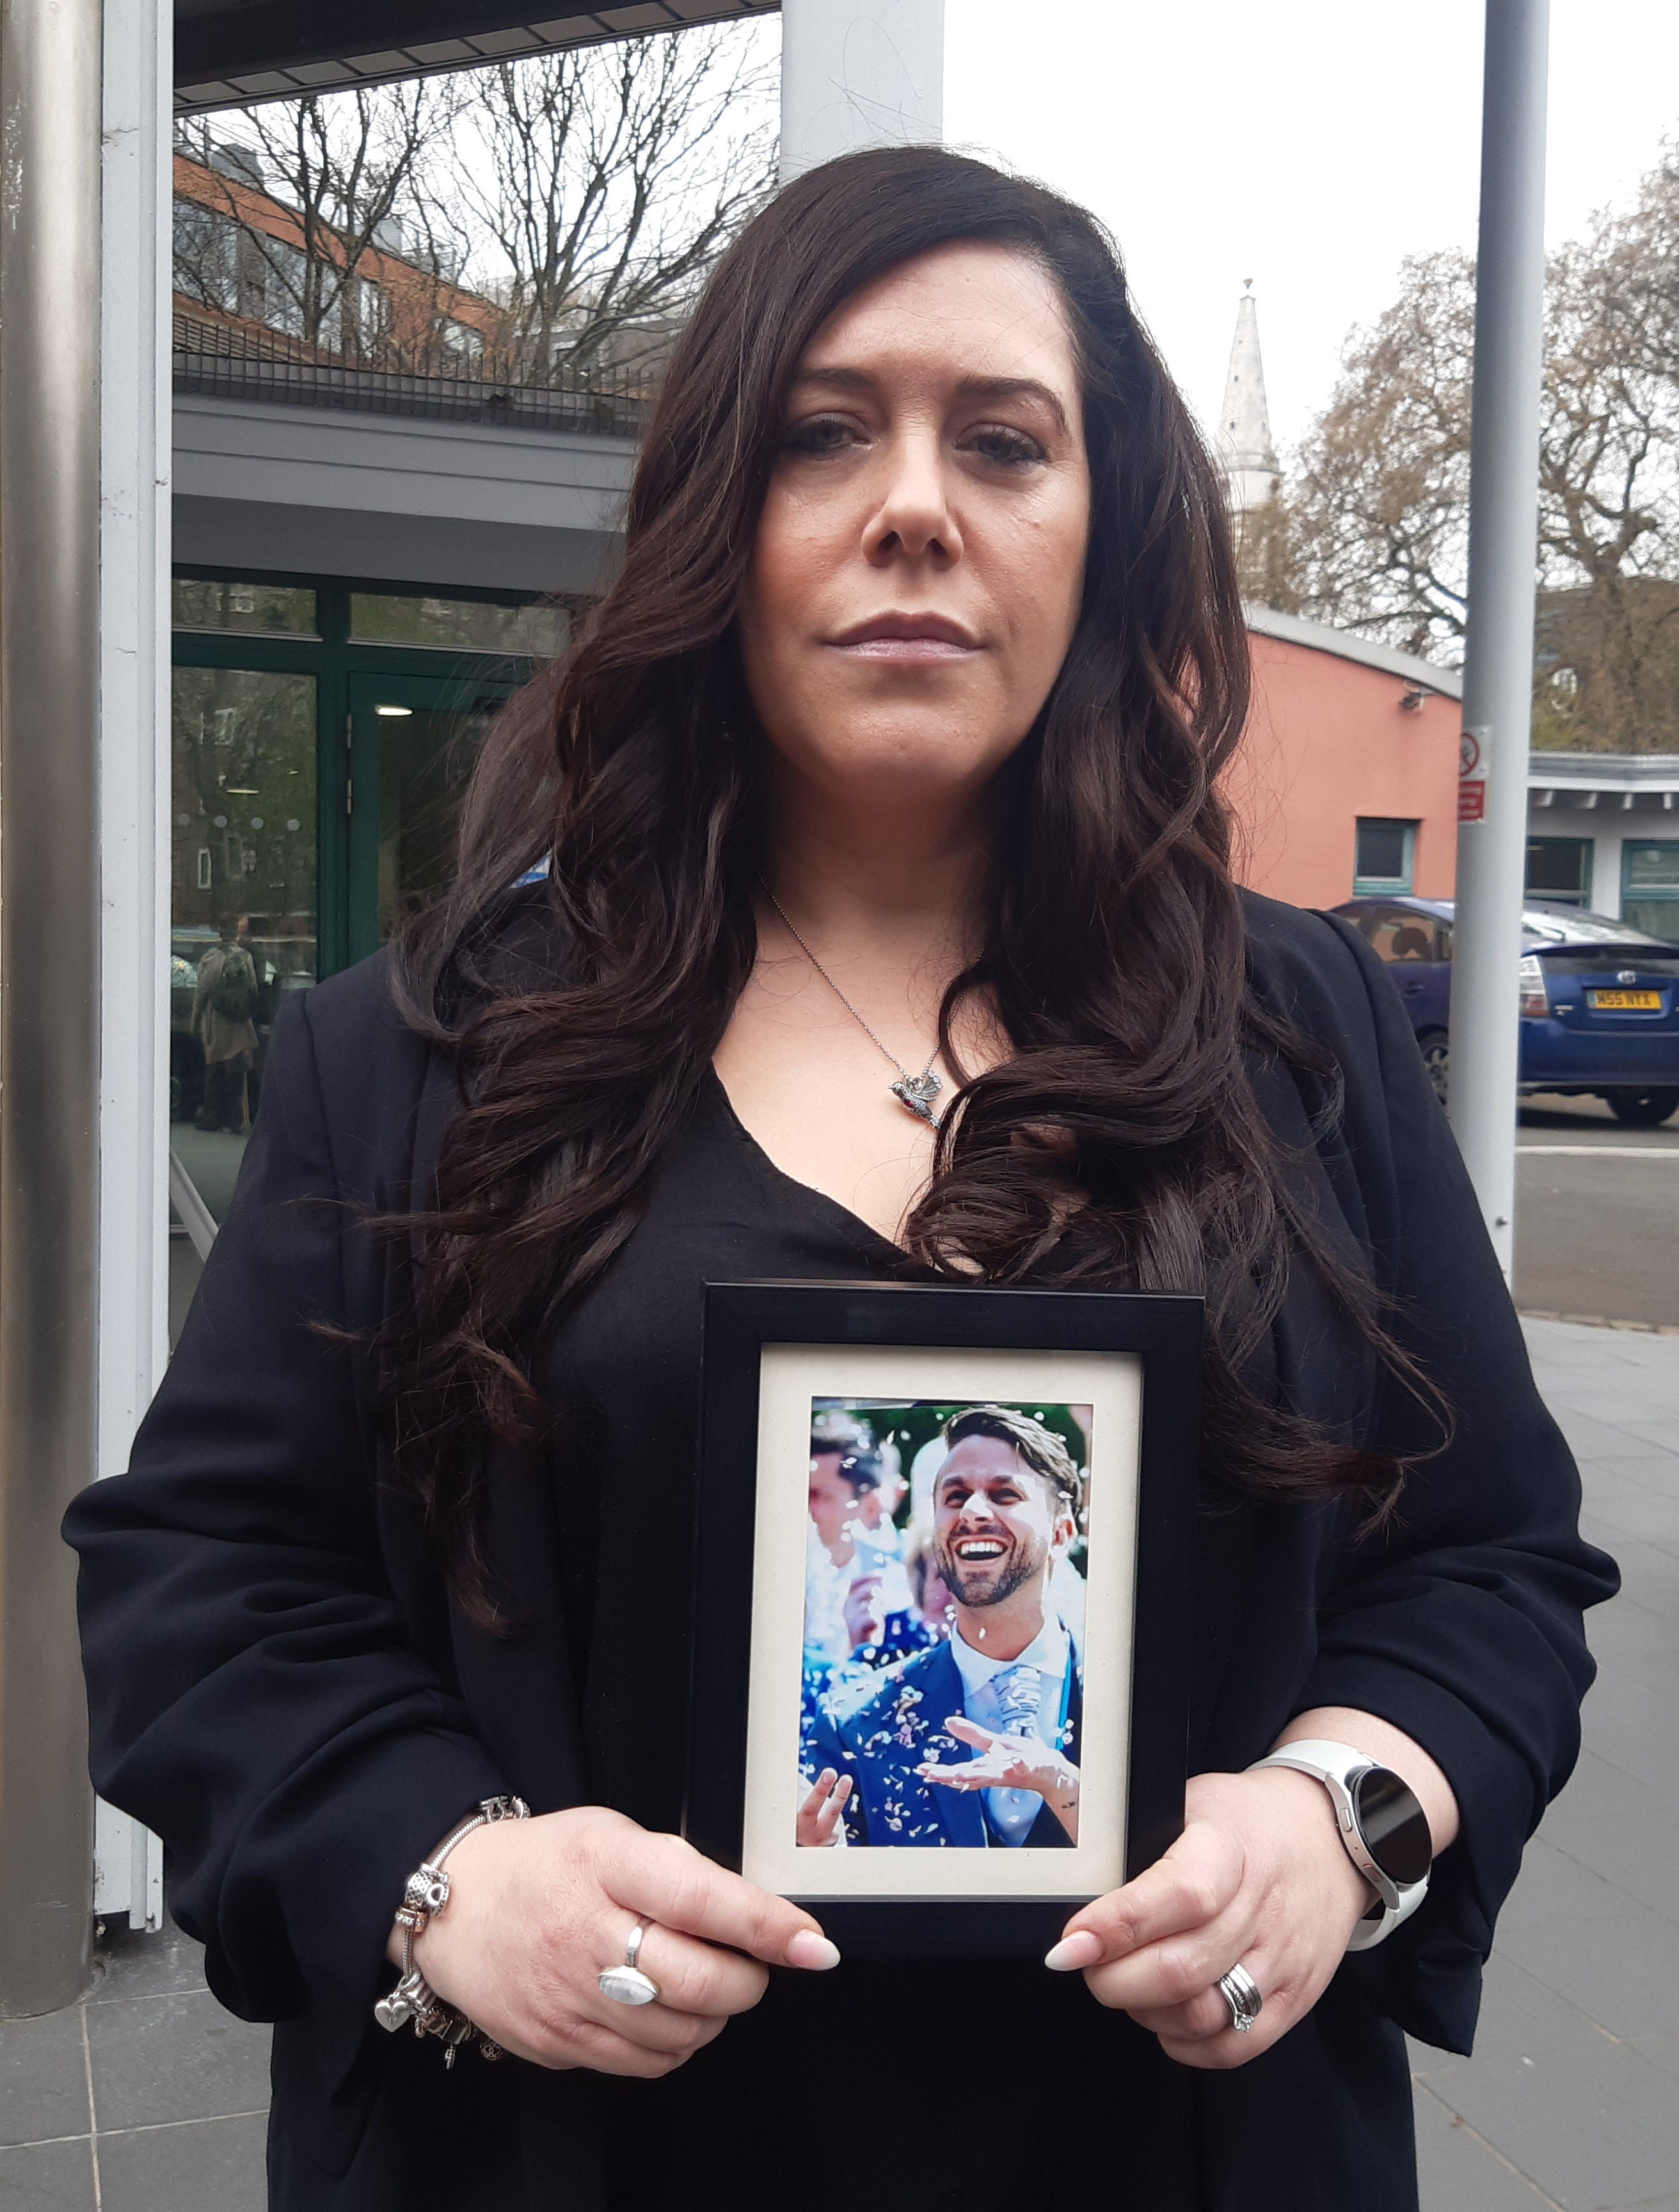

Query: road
1514;1093;1679;1329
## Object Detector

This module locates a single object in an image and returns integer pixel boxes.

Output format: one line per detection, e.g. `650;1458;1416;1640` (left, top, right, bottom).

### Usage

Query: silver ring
1216;1962;1264;2034
598;1919;662;2007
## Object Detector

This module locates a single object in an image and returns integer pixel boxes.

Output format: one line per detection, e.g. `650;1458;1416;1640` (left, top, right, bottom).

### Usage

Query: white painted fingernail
1044;1931;1102;1972
786;1930;841;1971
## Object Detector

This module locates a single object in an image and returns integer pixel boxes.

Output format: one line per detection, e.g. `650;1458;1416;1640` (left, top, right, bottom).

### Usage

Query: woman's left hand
1044;1767;1373;2067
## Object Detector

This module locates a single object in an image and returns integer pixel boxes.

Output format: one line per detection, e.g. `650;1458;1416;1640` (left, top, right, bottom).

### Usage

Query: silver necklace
761;886;943;1126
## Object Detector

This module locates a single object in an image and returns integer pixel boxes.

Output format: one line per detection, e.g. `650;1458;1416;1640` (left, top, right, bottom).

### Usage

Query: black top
64;894;1618;2212
537;1070;898;1841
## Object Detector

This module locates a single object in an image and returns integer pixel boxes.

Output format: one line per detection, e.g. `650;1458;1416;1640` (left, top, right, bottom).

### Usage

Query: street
1515;1095;1679;1331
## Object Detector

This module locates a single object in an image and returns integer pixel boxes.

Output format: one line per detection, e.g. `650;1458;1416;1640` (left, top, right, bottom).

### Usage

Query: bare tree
1230;486;1302;616
1279;251;1477;660
1273;151;1679;750
173;84;459;364
445;27;777;387
172;25;777;389
1532;170;1679;749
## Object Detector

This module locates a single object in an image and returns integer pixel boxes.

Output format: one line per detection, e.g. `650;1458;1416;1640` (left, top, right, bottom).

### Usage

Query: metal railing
172;309;653;437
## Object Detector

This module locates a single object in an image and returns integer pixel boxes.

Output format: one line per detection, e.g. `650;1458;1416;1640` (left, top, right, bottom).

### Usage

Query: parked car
1333;895;1679;1127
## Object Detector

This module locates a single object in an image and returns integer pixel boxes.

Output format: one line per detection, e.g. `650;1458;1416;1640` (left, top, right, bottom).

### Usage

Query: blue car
1333;895;1679;1127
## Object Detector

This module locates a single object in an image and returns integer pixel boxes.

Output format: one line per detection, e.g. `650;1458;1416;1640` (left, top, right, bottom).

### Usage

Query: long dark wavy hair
389;145;1440;1621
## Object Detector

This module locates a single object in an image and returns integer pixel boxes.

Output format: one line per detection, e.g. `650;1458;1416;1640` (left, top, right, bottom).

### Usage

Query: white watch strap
1249;1739;1430;1950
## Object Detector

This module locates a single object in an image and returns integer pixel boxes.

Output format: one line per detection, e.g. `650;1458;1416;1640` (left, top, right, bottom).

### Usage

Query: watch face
1353;1767;1433;1886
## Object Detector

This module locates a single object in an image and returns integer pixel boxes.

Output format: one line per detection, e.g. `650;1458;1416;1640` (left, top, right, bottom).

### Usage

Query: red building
1230;607;1461;909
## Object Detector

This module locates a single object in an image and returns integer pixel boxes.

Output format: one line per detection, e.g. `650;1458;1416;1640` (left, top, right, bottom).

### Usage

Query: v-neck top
538;1068;1198;2207
540;1068;904;1831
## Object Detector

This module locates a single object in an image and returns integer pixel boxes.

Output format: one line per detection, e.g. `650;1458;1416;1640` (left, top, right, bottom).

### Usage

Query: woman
67;148;1615;2209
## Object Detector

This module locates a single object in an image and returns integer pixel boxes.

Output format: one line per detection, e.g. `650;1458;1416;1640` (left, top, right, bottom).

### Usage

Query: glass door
170;662;319;1158
346;669;517;965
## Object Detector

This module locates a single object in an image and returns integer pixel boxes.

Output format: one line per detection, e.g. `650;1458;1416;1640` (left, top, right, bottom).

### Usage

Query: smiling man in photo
800;1404;1085;1849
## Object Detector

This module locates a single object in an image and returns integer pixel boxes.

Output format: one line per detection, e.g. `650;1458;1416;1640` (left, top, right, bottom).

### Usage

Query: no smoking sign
1459;727;1487;822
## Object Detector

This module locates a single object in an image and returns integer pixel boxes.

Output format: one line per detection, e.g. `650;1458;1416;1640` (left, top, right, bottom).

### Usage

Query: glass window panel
1354;819;1412;885
350;590;573;657
376;696;500;943
172;577;317;634
1356;908;1437;964
1525;837;1593;904
170;666;317;1228
1624;841;1679;890
1353;819;1417;894
1621;901;1679;943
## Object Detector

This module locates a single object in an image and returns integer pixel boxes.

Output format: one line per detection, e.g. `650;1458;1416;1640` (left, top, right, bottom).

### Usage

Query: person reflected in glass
189;911;257;1134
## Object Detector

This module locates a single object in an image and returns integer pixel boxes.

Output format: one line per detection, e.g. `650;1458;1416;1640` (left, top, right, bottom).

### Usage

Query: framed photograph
687;1282;1200;1957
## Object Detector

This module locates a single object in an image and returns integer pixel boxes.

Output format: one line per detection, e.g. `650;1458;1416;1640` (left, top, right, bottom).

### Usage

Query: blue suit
822;1639;1081;1848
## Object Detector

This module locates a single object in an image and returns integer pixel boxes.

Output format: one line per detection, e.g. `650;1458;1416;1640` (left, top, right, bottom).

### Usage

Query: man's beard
937;1534;1045;1608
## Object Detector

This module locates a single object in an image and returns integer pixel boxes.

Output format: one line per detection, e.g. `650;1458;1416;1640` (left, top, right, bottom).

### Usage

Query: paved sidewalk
0;1915;268;2210
1;1318;1672;2210
1412;1320;1679;2212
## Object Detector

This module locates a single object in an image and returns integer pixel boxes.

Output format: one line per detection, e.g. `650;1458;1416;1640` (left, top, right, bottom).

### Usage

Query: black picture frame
686;1281;1201;1959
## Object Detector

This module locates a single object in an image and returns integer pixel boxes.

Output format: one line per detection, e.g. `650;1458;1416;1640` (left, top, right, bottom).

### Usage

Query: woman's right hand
402;1804;840;2076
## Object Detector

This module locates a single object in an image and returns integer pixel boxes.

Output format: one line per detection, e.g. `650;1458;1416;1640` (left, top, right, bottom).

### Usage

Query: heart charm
891;1071;942;1126
374;1988;415;2033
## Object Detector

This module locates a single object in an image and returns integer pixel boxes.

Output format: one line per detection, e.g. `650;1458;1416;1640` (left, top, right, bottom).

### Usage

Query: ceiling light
376;704;413;718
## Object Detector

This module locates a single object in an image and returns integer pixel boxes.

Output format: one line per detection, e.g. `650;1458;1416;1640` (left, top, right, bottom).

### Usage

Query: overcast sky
943;0;1679;455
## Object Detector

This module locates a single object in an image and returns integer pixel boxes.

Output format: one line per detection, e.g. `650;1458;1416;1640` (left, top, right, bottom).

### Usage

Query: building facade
1527;753;1679;934
1232;607;1462;910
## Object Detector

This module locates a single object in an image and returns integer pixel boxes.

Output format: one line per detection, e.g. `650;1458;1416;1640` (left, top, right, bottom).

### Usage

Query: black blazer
64;894;1617;2211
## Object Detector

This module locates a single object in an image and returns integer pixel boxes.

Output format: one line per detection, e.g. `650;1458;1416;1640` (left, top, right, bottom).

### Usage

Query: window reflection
171;577;317;635
170;667;317;1242
350;589;573;657
376;696;500;944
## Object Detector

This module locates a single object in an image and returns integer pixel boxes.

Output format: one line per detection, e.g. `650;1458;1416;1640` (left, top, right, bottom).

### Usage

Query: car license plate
1587;989;1662;1009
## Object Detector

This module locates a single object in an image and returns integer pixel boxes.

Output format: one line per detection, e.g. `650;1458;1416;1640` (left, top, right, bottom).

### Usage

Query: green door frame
171;568;538;978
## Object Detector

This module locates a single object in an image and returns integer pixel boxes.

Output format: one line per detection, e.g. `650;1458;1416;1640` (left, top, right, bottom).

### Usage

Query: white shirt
948;1612;1070;1705
948;1612;1074;1847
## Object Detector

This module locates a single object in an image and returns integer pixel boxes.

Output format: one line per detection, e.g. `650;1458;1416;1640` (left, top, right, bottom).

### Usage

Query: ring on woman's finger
599;1919;662;2007
1216;1962;1263;2034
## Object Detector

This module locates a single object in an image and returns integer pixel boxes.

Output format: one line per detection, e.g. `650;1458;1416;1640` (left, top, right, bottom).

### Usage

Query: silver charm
889;1070;943;1125
762;886;944;1129
374;1968;431;2033
397;1864;450;1928
373;1795;534;2064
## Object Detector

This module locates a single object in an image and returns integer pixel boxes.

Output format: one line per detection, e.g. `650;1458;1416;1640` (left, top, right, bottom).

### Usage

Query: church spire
1217;282;1280;515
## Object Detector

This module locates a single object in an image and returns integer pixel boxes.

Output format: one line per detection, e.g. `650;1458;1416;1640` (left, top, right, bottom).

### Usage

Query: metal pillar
0;0;104;2012
1449;0;1550;1279
780;0;944;183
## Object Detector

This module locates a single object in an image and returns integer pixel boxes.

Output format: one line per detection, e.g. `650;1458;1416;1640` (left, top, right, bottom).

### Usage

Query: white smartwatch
1248;1738;1433;1952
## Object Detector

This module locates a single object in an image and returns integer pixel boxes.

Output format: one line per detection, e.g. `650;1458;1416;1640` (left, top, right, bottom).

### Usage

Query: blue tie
969;1662;1046;1847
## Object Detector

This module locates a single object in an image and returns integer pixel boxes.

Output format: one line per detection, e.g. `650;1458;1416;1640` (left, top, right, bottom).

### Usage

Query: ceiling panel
175;0;779;111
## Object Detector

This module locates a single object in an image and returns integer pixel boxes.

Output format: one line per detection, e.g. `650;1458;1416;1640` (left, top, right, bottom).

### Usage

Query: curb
1520;1309;1679;1338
